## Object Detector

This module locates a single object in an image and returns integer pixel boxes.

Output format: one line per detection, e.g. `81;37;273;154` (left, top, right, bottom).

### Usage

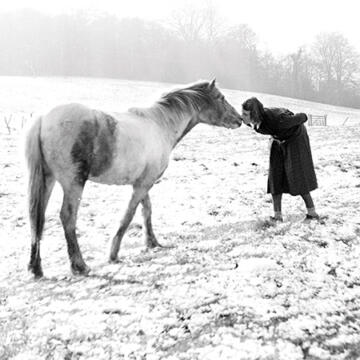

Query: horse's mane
128;81;215;122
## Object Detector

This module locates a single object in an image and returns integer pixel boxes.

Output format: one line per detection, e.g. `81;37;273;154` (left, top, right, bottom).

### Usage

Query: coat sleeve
277;112;308;129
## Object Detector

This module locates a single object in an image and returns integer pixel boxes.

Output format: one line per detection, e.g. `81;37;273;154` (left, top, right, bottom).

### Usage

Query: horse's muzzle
226;119;242;129
233;116;243;128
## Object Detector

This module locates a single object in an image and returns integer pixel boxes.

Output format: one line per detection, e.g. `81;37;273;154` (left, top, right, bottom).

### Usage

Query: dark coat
255;108;318;195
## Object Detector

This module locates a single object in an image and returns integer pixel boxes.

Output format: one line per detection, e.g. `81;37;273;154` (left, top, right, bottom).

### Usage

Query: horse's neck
152;108;198;148
166;114;199;149
172;115;198;147
129;106;199;149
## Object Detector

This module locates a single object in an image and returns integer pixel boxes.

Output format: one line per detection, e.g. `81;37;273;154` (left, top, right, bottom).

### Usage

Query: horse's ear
209;78;216;90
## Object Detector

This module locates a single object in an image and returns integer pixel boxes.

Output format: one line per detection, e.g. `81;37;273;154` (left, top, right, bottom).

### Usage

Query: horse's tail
25;116;47;241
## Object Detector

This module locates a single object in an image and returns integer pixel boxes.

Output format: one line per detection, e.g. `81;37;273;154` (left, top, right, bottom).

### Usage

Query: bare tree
313;32;360;101
225;24;257;50
170;5;206;43
283;47;316;99
202;0;226;43
169;1;226;44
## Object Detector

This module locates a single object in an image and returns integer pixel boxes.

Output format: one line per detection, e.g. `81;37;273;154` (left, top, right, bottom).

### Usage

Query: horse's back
42;103;92;129
39;103;170;187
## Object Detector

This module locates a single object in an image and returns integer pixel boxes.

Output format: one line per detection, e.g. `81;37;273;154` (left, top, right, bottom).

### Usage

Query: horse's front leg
109;185;149;262
141;194;162;248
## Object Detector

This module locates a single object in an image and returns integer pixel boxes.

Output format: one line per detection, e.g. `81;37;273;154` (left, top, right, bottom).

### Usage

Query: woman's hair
242;97;266;124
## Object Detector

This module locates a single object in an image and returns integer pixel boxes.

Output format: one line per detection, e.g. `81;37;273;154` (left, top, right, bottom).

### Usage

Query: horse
25;79;242;278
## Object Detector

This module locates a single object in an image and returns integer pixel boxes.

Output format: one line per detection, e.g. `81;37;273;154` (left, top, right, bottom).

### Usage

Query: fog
1;1;359;108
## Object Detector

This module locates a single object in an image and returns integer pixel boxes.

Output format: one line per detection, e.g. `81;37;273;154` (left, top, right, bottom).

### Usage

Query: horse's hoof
28;263;44;279
71;263;91;276
109;256;121;264
34;272;44;280
147;244;163;250
146;238;163;249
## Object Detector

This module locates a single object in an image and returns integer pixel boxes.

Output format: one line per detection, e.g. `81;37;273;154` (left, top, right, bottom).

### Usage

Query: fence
308;114;327;126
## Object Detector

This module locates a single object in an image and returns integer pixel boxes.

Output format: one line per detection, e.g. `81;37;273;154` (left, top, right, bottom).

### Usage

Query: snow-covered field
1;77;360;359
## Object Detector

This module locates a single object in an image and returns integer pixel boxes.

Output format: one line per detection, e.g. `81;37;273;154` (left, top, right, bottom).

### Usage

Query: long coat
255;108;318;196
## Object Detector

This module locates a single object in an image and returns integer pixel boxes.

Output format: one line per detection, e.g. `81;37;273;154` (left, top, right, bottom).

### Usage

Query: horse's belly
89;157;168;186
89;163;145;185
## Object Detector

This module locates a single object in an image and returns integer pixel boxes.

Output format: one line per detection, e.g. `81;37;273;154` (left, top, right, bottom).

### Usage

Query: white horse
25;79;242;278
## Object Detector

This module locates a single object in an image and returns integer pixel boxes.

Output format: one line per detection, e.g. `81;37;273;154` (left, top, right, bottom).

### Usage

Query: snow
1;77;360;359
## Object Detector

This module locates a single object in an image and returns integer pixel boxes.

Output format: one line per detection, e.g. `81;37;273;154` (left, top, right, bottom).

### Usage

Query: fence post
308;114;312;126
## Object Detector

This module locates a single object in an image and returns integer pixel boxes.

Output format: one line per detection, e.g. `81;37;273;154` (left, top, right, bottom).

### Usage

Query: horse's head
196;79;243;129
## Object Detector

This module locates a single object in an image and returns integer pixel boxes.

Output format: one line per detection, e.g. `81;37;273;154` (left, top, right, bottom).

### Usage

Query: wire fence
307;114;327;126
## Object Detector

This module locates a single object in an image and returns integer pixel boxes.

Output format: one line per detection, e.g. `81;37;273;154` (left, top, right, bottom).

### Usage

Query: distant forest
1;9;360;108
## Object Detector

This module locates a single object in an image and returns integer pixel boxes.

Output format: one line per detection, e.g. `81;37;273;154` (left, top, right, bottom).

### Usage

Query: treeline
1;9;359;108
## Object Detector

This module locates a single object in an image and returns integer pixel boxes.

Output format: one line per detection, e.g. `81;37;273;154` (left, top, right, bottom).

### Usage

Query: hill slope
0;76;359;127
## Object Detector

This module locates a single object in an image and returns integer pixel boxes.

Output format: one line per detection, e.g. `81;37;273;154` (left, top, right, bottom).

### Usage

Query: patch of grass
172;154;187;161
254;218;277;231
175;252;191;265
272;223;292;236
132;252;156;264
0;316;29;359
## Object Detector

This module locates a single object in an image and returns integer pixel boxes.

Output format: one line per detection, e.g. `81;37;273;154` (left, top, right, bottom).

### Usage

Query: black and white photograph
1;0;360;359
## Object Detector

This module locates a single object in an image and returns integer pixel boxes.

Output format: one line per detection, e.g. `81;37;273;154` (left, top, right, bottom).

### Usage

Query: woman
242;97;320;222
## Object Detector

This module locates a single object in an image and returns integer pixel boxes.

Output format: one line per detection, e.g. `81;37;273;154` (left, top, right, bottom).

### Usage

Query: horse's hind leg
109;186;149;262
60;183;90;275
28;173;55;278
141;194;162;248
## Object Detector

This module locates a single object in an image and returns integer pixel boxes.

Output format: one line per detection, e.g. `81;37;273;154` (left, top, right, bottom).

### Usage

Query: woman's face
241;109;252;125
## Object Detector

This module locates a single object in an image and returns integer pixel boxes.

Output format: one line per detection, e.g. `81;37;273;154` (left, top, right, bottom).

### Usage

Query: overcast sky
2;0;359;55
